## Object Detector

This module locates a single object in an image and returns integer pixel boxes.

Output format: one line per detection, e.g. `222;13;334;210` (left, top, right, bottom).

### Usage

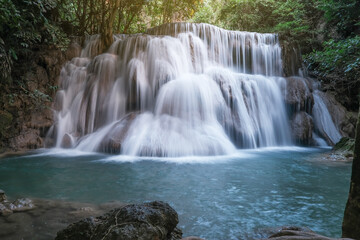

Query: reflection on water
0;147;351;239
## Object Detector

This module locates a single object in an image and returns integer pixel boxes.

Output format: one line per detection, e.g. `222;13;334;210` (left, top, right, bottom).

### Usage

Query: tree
342;107;360;238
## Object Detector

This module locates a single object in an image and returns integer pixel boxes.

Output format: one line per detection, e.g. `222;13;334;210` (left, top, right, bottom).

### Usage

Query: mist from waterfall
48;23;334;157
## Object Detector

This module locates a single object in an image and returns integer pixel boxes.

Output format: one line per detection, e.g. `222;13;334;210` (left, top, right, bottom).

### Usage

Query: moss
0;110;13;138
333;137;355;152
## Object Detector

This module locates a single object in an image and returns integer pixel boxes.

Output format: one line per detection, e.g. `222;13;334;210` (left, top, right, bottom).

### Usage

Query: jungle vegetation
0;0;359;107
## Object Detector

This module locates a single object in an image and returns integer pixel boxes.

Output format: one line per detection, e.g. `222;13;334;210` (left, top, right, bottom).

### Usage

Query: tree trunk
101;0;121;52
342;106;360;238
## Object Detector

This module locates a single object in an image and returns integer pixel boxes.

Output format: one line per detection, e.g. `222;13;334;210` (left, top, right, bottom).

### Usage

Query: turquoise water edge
0;147;351;239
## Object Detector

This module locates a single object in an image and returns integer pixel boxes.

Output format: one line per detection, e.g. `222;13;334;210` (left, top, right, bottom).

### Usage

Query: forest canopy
1;0;359;51
0;0;359;104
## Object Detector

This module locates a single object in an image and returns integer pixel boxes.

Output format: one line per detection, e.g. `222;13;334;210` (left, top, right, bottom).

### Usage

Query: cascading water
312;90;342;145
48;23;329;157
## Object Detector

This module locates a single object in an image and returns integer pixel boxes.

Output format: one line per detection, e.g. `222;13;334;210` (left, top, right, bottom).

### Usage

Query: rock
97;112;138;154
290;112;313;145
56;201;182;240
181;237;205;240
280;39;303;77
333;137;355;154
285;77;314;117
342;109;360;238
65;41;82;60
12;198;35;212
60;133;74;148
0;189;13;216
0;190;35;216
264;226;353;240
9;129;44;150
0;203;13;216
0;189;6;202
326;137;356;162
0;39;83;153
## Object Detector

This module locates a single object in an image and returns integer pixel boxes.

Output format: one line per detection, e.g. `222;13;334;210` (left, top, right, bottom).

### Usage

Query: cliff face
0;41;81;153
342;108;360;238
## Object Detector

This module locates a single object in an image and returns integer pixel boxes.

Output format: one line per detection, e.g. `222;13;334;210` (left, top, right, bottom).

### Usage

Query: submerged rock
264;226;353;240
0;203;13;216
12;198;35;212
0;190;35;216
56;201;182;240
0;189;6;202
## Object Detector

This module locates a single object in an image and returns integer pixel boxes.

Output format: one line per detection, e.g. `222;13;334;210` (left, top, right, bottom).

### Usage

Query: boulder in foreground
55;201;182;240
264;226;354;240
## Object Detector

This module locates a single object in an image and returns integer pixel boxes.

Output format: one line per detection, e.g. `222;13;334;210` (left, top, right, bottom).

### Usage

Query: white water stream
48;23;341;156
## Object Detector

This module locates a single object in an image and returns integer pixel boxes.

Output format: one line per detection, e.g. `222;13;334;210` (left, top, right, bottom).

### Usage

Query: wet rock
316;137;356;163
290;112;313;145
0;203;13;216
98;112;138;154
264;226;353;240
0;189;6;202
56;201;182;240
181;237;205;240
285;77;314;116
333;137;355;158
60;133;73;149
0;190;13;216
280;39;303;77
12;198;35;212
0;190;35;216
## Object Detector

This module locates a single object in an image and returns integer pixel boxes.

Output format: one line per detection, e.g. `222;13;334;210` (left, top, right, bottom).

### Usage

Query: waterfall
49;23;296;156
313;91;342;145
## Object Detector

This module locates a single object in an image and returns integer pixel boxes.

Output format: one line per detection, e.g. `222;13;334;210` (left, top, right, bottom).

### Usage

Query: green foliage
0;0;69;59
272;0;308;35
56;0;203;37
29;89;52;103
193;0;319;46
306;36;360;81
319;0;360;38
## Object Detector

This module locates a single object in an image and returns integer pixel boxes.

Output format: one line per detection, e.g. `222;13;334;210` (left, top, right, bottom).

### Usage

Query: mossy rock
333;137;355;152
0;110;13;137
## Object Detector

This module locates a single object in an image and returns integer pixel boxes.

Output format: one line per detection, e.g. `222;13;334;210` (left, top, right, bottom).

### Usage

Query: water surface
0;147;351;239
